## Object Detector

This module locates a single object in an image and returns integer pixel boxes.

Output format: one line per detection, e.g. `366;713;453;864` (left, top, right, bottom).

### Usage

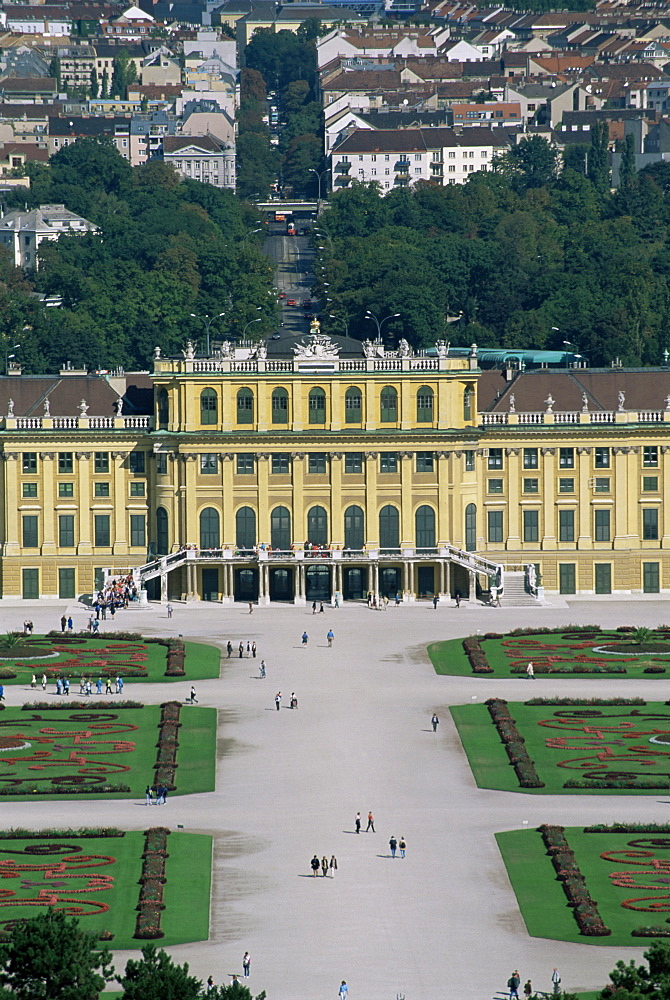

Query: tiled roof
0;375;154;417
48;116;131;136
163;133;227;152
480;368;670;414
334;124;510;153
0;78;57;92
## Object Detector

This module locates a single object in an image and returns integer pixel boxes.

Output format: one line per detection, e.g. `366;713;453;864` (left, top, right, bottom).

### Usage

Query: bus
286;220;296;236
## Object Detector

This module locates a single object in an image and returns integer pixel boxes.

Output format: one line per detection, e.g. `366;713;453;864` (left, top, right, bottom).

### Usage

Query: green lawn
429;630;670;678
0;705;217;800
451;702;670;794
0;831;211;949
497;827;670;946
0;636;220;685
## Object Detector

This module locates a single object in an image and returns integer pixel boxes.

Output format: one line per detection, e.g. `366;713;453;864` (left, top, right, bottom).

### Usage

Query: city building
162;133;235;188
1;337;669;604
0;203;98;270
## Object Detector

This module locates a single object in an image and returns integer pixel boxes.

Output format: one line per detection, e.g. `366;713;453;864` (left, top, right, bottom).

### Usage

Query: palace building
1;333;669;604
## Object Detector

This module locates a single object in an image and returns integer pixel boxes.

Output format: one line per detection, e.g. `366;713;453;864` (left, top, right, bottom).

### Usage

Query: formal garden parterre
496;824;670;946
0;633;221;685
429;626;670;678
0;702;216;798
0;827;211;948
451;699;670;793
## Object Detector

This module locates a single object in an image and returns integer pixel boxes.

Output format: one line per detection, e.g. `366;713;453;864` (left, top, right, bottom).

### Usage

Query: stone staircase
501;571;541;607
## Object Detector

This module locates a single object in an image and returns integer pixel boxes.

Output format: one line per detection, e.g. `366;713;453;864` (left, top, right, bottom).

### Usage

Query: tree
48;56;61;90
50;136;133;195
502;135;559;189
588;120;610;193
90;65;98;98
111;50;137;99
119;943;202;1000
0;910;114;1000
281;134;321;196
241;67;266;104
101;68;109;98
209;981;267;1000
619;132;637;192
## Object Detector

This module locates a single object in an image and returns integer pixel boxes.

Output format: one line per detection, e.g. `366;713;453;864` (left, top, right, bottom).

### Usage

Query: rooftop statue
293;332;340;360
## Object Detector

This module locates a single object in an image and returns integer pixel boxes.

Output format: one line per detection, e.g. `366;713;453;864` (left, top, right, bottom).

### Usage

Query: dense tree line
316;135;670;368
0;138;275;372
239;24;325;198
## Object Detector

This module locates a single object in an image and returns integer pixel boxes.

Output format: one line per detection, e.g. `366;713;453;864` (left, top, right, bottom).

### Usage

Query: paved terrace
1;596;669;1000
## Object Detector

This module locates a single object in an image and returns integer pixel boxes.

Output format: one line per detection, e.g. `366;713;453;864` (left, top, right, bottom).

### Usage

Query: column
111;451;128;555
330;562;336;598
222;456;234;545
3;453;20;556
373;561;379;597
160;572;168;601
292;454;305;545
400;378;412;431
259;562;270;606
541;447;556;550
469;569;477;601
76;452;92;554
662;446;670;548
407;560;415;602
183;455;198;546
577;447;592;549
187;562;197;599
257;455;270;546
506;447;521;549
330;454;343;546
40;451;56;557
364;453;378;546
294;561;306;606
436;452;450;545
400;452;413;546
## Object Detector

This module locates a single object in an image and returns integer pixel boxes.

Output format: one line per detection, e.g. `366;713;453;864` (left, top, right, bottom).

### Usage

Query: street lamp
242;228;263;244
309;168;329;205
243;316;263;339
190;312;225;357
365;311;400;343
329;313;349;336
5;343;20;375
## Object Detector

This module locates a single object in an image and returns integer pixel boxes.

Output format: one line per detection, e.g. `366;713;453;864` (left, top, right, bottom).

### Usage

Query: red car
278;292;286;300
287;298;297;306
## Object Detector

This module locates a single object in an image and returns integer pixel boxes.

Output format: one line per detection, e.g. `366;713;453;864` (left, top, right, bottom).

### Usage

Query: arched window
199;507;220;549
345;386;362;424
200;388;217;425
416;505;436;550
380;386;398;423
237;387;254;425
463;385;474;421
272;387;289;424
465;503;477;552
307;505;328;545
379;504;400;550
158;389;169;428
236;506;256;550
416;386;434;423
309;387;326;425
271;506;291;550
156;506;169;555
344;505;364;550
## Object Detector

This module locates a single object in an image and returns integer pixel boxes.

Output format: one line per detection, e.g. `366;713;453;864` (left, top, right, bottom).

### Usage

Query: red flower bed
134;828;170;939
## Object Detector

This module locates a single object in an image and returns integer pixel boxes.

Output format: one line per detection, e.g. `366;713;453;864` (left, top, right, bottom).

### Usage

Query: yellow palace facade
0;334;669;604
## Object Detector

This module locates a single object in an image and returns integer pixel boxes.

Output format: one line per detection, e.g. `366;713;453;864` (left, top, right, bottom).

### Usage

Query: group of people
226;640;257;658
52;674;124;696
366;593;395;610
145;784;169;805
22;620;34;635
310;854;338;877
508;968;561;999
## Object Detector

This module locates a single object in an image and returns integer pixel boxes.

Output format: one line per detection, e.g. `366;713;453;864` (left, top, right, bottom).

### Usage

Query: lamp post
242;228;263;244
243;316;263;339
329;313;349;336
5;343;20;375
190;313;225;357
365;310;400;344
309;168;329;210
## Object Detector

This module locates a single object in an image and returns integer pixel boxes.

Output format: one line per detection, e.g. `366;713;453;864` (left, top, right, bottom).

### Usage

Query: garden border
134;827;169;940
538;824;610;937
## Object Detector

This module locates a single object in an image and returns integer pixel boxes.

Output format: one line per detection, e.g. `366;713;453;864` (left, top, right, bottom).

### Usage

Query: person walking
508;971;521;1000
206;976;215;993
551;969;561;995
96;677;103;695
251;642;257;658
0;684;4;704
166;603;173;619
329;855;338;877
239;642;244;659
355;812;361;834
41;674;47;691
526;661;535;680
301;631;309;646
312;601;317;615
60;615;67;633
339;982;348;1000
248;602;254;614
389;835;397;858
242;953;251;978
431;713;439;732
145;785;154;806
327;629;334;647
321;855;329;877
30;674;36;690
105;676;113;695
67;616;73;632
275;691;281;711
319;602;325;613
454;590;461;608
366;811;375;833
290;692;298;708
399;836;406;859
63;678;70;696
311;854;320;876
92;619;100;635
190;686;197;703
227;641;233;658
524;981;532;999
246;641;251;657
260;660;266;678
432;594;439;609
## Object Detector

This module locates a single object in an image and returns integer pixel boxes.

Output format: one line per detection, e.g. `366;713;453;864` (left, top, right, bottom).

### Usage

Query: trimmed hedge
134;827;170;939
538;824;610;937
22;700;143;711
486;699;544;788
525;698;646;706
153;702;181;791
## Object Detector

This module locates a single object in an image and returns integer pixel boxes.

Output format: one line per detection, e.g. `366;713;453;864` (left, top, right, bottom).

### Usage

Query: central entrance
343;566;365;600
305;565;330;602
201;567;219;602
269;567;293;601
234;568;259;602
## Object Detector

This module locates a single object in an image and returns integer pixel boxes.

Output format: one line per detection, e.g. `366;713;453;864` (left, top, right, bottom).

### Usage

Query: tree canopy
315;143;670;367
0;138;275;372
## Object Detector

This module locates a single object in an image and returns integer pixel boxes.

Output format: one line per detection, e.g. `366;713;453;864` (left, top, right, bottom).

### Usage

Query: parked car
302;299;312;308
287;298;297;306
